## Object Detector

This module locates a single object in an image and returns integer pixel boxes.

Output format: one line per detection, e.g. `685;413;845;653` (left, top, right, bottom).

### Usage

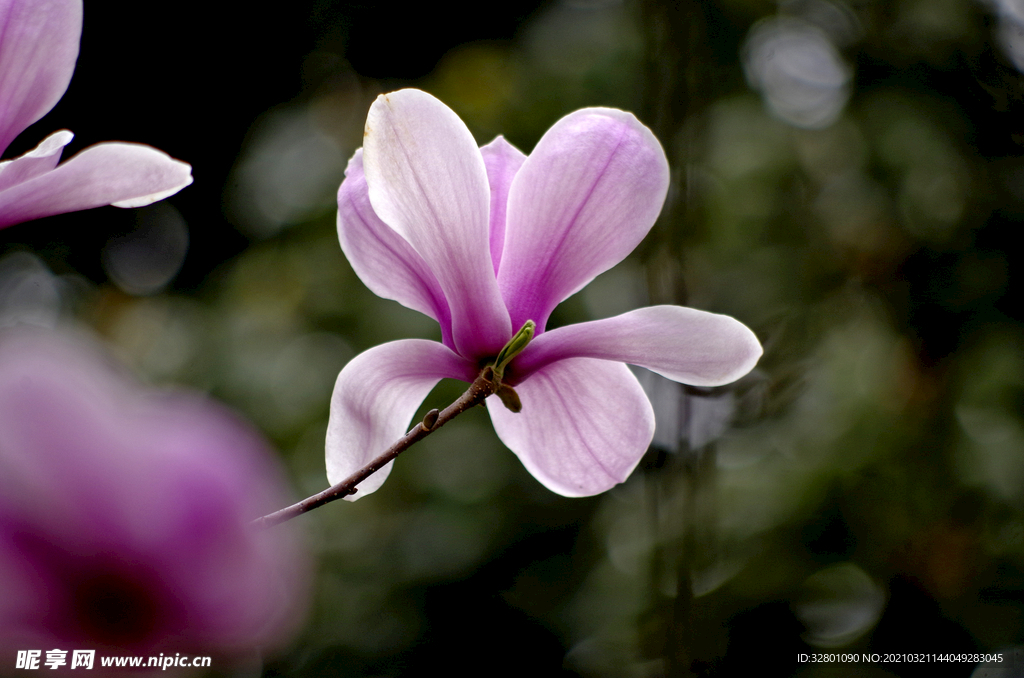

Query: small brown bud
495;383;522;413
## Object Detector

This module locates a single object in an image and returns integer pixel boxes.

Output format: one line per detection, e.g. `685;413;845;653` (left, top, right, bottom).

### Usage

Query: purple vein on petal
498;108;671;334
512;305;763;388
512;125;625;331
487;357;654;497
0;0;81;156
337;149;454;347
362;90;511;359
480;136;526;276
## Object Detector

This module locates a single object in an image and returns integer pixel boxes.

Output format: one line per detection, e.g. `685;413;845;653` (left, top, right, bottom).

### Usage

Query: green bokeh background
3;1;1023;676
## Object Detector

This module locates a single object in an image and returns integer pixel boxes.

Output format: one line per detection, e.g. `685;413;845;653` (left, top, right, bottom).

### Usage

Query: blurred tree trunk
639;2;721;676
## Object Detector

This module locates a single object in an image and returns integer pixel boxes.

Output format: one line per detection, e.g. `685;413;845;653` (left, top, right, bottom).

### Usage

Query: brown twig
252;367;498;529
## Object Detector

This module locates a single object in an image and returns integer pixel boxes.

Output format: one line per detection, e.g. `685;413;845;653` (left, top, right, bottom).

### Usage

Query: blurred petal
326;339;476;499
0;328;307;652
0;130;72;192
513;305;763;387
363;89;511;358
0;0;81;156
337;149;454;347
480;135;526;274
487;357;654;497
0;142;192;229
497;108;670;331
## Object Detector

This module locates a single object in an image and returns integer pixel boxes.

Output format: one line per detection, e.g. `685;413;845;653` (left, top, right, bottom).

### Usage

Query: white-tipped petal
488;357;654;497
497;108;670;331
326;339;475;499
337;149;454;346
514;305;762;387
0;142;192;230
0;129;73;192
362;89;511;358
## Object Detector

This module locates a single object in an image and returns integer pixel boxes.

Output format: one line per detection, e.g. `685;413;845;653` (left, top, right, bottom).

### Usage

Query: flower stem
252;367;499;529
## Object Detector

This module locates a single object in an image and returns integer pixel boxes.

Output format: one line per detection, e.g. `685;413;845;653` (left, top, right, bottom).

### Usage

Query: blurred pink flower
0;329;307;656
329;89;762;498
0;0;192;230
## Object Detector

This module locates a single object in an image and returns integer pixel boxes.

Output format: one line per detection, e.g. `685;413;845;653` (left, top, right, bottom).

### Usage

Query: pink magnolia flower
0;0;192;231
0;329;307;655
329;89;762;498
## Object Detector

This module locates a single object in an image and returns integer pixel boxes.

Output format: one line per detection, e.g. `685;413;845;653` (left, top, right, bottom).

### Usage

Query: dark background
3;1;1024;676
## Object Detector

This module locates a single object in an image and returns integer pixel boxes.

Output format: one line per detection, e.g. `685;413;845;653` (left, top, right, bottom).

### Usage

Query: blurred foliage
4;0;1024;676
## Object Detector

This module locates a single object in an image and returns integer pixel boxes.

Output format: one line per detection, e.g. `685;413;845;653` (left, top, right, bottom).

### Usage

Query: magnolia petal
338;149;454;346
363;89;511;359
0;142;192;230
0;327;308;651
498;108;670;331
326;339;476;499
513;305;763;387
487;357;654;497
480;135;526;275
0;129;72;192
0;0;81;156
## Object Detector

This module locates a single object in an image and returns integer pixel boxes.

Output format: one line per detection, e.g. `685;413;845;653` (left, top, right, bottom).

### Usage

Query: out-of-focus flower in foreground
0;0;192;231
329;89;762;498
0;329;306;655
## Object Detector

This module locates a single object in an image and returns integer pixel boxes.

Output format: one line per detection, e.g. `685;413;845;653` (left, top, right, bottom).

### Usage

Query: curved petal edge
487;357;655;497
480;135;526;275
0;129;73;192
337;149;454;346
326;339;475;499
0;0;82;155
498;107;670;331
362;88;511;358
513;305;763;387
0;142;192;230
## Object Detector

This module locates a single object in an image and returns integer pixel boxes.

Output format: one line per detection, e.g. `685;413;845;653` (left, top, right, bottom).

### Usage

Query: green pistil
492;320;535;382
